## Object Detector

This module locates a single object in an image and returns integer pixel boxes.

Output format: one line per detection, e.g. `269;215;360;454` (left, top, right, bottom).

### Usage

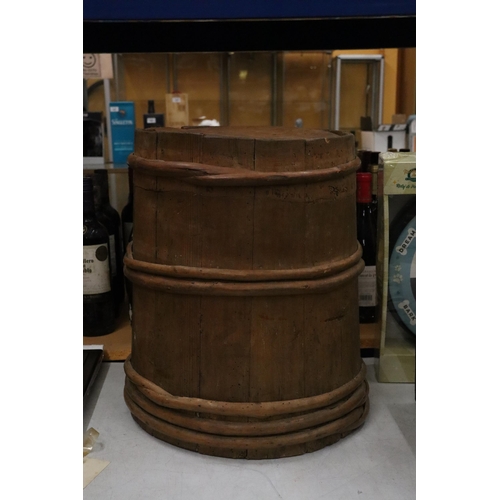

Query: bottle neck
148;100;155;114
94;170;111;205
127;166;134;201
357;150;371;172
94;182;105;211
83;178;96;215
369;166;378;198
356;173;372;204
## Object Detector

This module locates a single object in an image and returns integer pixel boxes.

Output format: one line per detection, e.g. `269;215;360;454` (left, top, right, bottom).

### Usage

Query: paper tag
83;457;110;489
83;54;113;79
392;123;407;131
83;345;104;350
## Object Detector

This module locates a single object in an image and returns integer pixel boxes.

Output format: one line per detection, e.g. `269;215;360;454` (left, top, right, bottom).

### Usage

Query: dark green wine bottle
122;166;134;323
83;176;115;336
93;169;124;316
356;172;378;324
121;166;134;256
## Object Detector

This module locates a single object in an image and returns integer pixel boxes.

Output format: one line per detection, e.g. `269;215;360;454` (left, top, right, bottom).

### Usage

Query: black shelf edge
84;16;416;53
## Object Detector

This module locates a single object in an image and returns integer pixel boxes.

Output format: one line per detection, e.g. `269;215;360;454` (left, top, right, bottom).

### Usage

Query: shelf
83;163;129;173
360;321;381;350
83;304;132;361
84;306;379;361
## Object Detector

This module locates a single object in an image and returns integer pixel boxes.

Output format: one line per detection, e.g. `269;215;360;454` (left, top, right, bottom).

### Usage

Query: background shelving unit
83;1;415;358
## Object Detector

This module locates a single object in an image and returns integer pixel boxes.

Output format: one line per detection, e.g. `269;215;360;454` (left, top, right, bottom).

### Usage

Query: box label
109;101;135;164
380;153;416;195
359;265;377;306
83;54;113;79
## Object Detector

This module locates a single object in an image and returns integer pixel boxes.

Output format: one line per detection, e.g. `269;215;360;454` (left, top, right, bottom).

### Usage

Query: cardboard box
391;114;407;124
83;111;104;166
109;102;135;165
407;115;416;152
361;124;407;152
165;93;189;128
375;152;416;383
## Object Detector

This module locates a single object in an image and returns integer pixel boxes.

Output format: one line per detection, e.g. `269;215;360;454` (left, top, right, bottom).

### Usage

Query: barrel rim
139;125;352;141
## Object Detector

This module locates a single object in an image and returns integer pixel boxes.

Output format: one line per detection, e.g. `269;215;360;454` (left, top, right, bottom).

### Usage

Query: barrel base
123;359;369;459
130;414;368;459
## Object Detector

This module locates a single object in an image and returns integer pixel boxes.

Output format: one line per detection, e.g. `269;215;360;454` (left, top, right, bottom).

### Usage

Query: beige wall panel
122;53;168;126
229;52;272;126
283;52;330;128
397;48;416;116
175;53;221;124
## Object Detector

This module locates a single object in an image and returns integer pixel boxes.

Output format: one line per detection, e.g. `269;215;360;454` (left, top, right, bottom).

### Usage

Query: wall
396;48;416;117
86;49;416;161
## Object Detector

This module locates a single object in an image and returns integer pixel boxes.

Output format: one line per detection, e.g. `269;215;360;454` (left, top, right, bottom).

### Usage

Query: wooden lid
184;126;339;140
134;126;356;173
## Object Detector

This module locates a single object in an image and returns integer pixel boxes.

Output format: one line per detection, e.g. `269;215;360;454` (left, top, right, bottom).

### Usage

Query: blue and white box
109;101;135;165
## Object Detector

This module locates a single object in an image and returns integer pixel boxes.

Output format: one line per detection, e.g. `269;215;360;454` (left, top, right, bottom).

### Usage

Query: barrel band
124;242;363;283
124;258;364;296
127;154;360;187
124;356;366;418
124;377;368;437
124;389;369;452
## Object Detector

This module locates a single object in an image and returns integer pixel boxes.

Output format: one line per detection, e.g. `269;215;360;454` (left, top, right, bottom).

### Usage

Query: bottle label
358;265;377;306
146;117;156;124
83;244;111;295
109;234;117;276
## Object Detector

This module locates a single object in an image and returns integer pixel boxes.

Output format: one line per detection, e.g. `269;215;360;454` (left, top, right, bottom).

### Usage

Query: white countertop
83;358;415;499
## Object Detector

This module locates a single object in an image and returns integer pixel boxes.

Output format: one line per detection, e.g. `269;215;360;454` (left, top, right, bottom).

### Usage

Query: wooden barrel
123;126;369;459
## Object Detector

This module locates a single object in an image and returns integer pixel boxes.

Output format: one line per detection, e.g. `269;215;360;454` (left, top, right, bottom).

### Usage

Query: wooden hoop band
123;389;369;451
127;154;361;187
124;357;366;418
124;242;363;283
124;377;368;437
123;257;364;296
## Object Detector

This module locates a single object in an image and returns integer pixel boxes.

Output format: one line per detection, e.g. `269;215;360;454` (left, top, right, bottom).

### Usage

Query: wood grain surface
124;126;370;458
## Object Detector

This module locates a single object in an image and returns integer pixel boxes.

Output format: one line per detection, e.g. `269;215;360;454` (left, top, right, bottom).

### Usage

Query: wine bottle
83;176;115;336
122;166;134;323
125;228;133;324
356;172;378;323
369;151;380;208
143;99;165;129
93;169;124;316
357;150;371;173
368;151;380;241
121;166;134;256
350;130;358;150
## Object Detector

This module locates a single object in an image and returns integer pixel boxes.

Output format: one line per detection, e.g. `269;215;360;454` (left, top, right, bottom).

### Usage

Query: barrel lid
134;126;357;173
183;126;342;141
